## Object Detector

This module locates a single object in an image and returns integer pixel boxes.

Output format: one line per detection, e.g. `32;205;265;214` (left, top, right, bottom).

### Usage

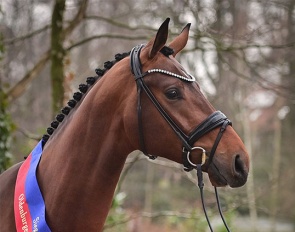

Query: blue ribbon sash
14;140;51;232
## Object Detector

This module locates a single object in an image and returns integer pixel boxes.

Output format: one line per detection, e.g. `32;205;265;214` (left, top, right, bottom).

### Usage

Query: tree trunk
50;0;66;115
270;113;282;231
144;161;154;224
0;32;12;172
240;87;258;232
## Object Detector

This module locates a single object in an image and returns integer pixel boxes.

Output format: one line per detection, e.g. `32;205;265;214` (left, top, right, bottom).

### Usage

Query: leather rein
130;44;232;231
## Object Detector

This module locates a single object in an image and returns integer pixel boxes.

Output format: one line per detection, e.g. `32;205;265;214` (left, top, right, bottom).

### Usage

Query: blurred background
0;0;295;231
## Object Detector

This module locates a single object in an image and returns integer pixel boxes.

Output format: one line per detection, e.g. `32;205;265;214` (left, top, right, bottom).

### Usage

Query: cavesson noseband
130;44;232;232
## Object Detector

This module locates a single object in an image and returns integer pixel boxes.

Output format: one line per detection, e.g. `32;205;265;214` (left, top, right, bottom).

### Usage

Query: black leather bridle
130;44;231;167
130;44;233;231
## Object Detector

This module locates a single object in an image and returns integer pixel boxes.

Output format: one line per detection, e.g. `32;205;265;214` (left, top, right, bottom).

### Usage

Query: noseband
130;44;232;231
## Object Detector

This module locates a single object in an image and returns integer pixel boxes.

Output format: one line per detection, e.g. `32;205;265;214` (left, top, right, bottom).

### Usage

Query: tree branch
3;24;51;46
62;0;89;39
116;152;141;195
17;127;41;141
65;34;149;51
103;210;202;230
6;50;51;103
4;1;88;46
85;15;156;31
184;36;295;53
217;50;295;100
5;1;89;103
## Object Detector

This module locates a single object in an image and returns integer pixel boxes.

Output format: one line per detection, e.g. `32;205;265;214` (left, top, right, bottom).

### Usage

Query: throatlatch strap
130;45;156;159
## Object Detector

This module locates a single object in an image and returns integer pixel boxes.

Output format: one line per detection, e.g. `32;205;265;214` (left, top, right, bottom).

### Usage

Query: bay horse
0;18;249;231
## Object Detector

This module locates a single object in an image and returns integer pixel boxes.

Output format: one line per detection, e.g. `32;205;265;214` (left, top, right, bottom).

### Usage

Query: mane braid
41;51;130;146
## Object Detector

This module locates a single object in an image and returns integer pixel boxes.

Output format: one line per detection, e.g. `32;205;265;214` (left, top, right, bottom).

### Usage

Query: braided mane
42;46;173;146
42;51;130;146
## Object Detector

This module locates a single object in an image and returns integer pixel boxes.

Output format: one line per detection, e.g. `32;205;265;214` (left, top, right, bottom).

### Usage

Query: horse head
124;18;249;188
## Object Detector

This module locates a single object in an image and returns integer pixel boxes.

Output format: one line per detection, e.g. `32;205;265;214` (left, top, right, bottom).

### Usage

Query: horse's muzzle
207;153;249;188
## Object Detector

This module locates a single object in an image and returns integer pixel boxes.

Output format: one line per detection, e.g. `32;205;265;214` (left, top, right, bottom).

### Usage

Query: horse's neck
37;71;134;231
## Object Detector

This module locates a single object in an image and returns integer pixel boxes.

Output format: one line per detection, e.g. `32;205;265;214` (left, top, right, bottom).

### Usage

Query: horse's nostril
233;154;246;177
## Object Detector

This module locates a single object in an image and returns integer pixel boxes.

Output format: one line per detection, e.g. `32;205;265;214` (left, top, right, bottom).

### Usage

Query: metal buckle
186;147;206;167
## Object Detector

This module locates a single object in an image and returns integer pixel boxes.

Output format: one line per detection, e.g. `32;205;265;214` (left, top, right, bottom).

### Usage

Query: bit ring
186;147;206;167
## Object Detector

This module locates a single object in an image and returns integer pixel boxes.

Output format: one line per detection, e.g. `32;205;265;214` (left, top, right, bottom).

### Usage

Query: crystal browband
146;69;196;82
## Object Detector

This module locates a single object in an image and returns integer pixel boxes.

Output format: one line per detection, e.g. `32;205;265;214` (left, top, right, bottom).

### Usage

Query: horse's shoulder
0;162;23;232
0;162;23;185
0;161;23;204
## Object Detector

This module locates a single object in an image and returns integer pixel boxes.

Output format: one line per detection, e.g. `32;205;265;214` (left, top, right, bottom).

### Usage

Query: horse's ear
168;23;191;57
148;18;170;59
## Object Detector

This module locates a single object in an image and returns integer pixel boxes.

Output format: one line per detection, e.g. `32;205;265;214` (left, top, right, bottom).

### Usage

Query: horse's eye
165;88;181;100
